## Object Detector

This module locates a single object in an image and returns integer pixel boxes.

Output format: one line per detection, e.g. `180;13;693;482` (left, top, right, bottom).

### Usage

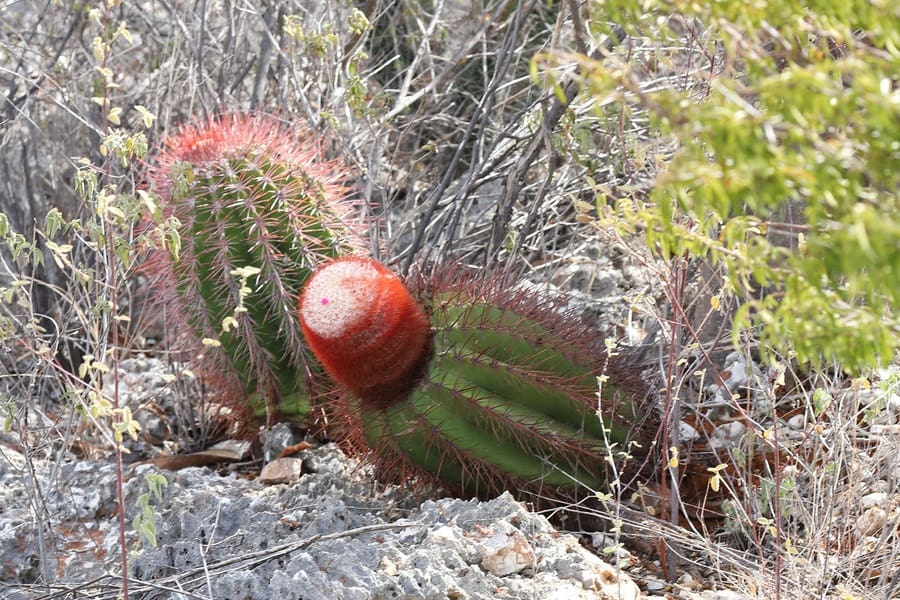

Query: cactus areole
299;257;644;499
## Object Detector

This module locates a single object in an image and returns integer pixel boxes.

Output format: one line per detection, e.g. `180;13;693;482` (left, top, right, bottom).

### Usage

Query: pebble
857;507;887;536
258;457;305;484
577;551;641;600
645;577;667;591
859;491;888;509
679;421;701;441
786;414;806;430
478;520;535;577
712;420;745;448
700;590;752;599
259;422;299;461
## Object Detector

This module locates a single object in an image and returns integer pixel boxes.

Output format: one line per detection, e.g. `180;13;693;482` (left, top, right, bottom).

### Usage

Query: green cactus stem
298;257;649;499
147;113;366;423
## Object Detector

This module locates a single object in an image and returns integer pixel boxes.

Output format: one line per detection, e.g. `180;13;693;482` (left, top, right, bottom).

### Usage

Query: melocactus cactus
147;113;366;421
298;257;646;499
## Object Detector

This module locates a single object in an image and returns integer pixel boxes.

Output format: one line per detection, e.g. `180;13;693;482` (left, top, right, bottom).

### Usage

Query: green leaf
133;105;157;129
44;208;64;239
145;473;168;502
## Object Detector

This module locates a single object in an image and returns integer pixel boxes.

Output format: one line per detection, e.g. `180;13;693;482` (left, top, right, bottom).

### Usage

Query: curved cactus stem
356;318;622;494
433;295;637;443
299;258;650;500
364;403;468;486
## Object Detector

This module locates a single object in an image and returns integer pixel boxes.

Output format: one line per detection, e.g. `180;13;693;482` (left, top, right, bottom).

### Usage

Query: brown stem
486;23;626;262
96;3;129;596
107;230;129;600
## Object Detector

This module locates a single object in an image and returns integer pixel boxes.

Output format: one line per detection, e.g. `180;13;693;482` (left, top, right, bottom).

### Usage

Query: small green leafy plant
132;473;168;549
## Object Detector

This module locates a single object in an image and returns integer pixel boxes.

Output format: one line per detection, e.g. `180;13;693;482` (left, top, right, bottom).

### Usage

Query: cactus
298;257;648;499
147;113;366;422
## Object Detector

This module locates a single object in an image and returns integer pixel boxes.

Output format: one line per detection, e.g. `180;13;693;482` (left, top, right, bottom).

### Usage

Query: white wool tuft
301;260;380;339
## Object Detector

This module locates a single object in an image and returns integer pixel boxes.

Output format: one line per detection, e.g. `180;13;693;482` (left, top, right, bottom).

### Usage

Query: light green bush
578;1;899;371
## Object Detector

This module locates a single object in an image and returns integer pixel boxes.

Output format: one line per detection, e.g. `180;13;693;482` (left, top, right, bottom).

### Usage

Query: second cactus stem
299;257;647;499
147;113;365;423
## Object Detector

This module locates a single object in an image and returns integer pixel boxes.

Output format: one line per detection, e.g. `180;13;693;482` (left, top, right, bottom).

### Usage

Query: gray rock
259;457;306;484
0;443;640;599
1;358;655;597
259;422;300;462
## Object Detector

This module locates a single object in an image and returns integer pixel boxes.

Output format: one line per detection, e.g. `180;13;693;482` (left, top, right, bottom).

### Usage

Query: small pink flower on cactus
298;257;432;408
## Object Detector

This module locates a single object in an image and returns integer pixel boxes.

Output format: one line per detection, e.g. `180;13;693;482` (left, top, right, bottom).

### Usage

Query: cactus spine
148;113;365;421
298;257;645;499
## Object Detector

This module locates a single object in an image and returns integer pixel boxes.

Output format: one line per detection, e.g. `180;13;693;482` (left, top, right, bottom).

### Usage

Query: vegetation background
1;0;897;598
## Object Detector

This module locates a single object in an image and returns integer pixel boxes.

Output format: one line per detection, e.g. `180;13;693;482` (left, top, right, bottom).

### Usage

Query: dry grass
1;1;897;599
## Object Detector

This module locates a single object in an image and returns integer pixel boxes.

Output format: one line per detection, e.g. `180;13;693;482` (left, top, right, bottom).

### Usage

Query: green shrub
571;1;898;372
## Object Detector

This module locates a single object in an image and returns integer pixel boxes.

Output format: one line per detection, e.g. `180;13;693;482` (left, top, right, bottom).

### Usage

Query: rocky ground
1;249;897;599
2;323;898;600
0;427;745;600
2;2;897;598
0;351;756;600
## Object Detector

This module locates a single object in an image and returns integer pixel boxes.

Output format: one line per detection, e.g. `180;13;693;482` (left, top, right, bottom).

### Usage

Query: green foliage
0;99;158;442
579;0;899;371
283;8;374;118
0;0;169;472
132;473;168;549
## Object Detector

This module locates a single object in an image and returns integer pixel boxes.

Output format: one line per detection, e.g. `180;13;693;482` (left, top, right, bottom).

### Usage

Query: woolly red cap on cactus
150;112;354;210
298;257;432;408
